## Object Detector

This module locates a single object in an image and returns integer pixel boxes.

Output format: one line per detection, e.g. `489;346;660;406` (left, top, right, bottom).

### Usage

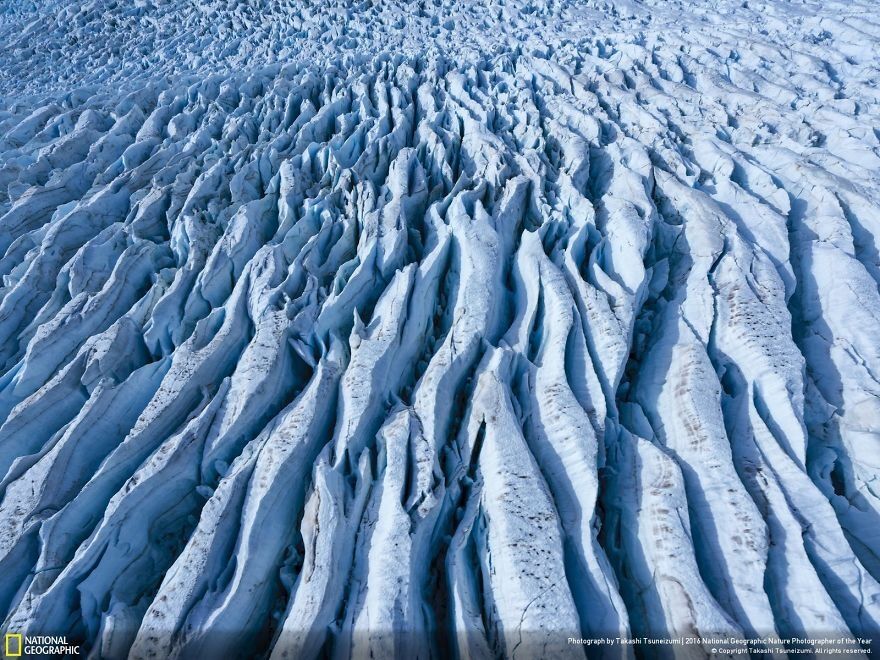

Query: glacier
1;0;879;657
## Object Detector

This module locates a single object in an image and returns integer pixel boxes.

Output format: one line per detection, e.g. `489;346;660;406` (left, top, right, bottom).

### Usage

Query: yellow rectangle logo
4;633;22;657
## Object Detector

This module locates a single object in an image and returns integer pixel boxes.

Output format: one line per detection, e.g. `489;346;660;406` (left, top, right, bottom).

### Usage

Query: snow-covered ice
1;0;879;657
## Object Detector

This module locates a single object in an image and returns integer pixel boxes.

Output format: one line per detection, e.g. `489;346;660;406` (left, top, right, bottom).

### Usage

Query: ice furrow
1;1;879;655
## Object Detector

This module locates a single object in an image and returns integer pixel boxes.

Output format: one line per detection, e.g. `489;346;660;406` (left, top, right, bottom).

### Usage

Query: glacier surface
1;0;880;657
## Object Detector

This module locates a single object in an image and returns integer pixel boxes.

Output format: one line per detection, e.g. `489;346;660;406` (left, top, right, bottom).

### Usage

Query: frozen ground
1;0;880;657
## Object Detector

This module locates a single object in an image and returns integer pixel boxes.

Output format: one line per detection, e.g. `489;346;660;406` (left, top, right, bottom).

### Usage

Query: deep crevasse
1;0;879;657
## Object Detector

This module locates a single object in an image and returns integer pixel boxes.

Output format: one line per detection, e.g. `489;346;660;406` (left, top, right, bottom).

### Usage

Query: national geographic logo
3;635;21;658
4;634;80;657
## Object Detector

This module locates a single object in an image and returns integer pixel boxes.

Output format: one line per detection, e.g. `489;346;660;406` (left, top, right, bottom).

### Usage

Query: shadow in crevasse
787;195;880;589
